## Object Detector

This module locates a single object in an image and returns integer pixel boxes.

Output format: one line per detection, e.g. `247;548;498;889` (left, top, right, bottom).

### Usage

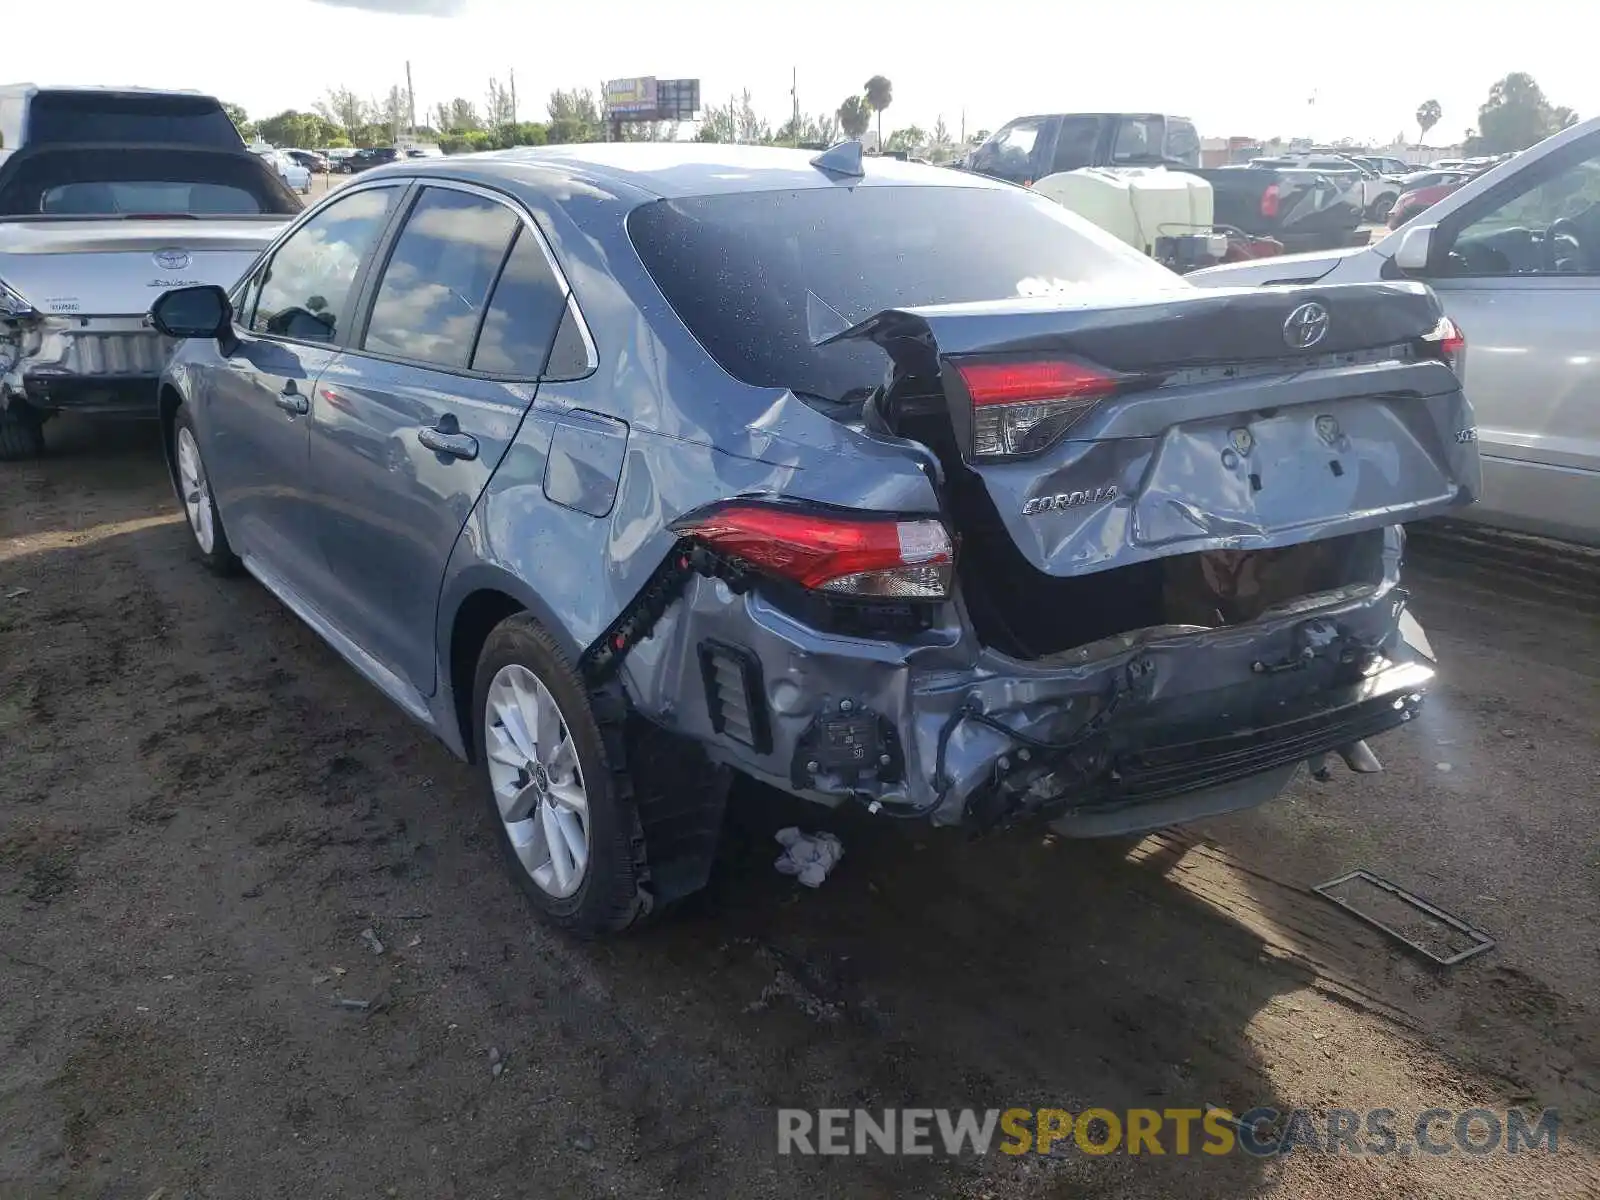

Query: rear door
205;183;403;587
1414;129;1600;543
308;182;573;694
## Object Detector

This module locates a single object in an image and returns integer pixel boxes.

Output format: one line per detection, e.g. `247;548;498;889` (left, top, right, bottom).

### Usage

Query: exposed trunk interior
874;382;1388;662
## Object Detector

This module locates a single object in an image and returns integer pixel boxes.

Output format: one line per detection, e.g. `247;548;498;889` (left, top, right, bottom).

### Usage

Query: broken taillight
0;277;36;319
951;357;1121;458
672;501;954;599
1418;315;1465;375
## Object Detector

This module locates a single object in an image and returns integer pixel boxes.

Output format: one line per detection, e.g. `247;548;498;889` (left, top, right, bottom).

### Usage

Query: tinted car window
1049;117;1102;174
470;225;571;376
364;187;519;368
42;181;263;215
28;92;241;148
628;184;1177;402
253;186;399;343
0;147;299;217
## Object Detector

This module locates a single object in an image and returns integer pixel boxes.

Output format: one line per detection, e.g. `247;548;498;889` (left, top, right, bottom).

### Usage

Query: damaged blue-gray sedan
148;143;1480;935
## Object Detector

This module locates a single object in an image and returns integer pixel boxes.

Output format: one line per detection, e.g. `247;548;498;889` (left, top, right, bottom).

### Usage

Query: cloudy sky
16;0;1595;144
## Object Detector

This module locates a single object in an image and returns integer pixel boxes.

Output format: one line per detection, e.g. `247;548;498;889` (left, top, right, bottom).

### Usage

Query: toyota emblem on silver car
1283;301;1330;350
153;248;191;271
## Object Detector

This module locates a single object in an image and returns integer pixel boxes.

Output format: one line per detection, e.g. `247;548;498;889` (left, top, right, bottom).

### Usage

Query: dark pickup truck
966;113;1367;253
1193;165;1369;252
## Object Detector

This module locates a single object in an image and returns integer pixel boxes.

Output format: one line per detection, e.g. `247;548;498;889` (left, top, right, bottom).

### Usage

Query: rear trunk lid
831;280;1479;577
0;218;281;315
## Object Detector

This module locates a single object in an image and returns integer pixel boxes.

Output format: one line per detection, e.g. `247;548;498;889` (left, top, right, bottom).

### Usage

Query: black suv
342;146;400;173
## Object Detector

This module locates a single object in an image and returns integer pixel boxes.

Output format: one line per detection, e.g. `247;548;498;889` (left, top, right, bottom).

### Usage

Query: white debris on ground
773;827;844;888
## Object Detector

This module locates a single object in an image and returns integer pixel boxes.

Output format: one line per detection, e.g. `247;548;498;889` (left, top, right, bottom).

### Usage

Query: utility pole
792;67;800;147
405;60;416;140
510;67;518;127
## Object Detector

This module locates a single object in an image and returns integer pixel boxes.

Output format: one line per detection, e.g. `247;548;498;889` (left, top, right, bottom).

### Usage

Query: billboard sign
604;77;658;116
654;79;701;122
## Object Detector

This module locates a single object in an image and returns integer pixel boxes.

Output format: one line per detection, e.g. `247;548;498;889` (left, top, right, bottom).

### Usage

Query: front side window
253;186;398;342
363;187;520;368
971;119;1045;181
1441;135;1600;276
470;225;572;376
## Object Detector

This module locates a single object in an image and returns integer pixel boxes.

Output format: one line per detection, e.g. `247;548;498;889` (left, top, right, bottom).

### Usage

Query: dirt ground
2;418;1597;1199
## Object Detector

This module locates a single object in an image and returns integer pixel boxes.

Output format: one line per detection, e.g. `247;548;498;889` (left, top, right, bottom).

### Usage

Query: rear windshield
26;92;242;149
627;184;1175;401
0;148;300;217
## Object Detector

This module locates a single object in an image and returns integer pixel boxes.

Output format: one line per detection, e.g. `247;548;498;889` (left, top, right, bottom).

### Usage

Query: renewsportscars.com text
776;1107;1560;1158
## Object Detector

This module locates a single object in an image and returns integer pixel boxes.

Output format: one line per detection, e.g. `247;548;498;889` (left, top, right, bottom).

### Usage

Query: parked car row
1194;116;1600;548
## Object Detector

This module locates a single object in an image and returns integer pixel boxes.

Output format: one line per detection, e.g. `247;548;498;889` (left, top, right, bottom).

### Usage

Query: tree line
225;72;972;162
226;70;1581;160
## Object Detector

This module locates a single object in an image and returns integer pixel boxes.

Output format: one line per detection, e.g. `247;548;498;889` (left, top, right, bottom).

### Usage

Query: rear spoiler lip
817;280;1444;376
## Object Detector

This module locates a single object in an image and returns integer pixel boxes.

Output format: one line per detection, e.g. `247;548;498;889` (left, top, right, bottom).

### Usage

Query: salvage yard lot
2;420;1598;1198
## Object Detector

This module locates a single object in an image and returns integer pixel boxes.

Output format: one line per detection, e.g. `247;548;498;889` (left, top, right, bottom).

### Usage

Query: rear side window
364;187;520;368
628;184;1175;402
470;226;571;376
1164;120;1200;167
1049;117;1102;174
26;92;241;149
1111;115;1164;163
254;186;399;343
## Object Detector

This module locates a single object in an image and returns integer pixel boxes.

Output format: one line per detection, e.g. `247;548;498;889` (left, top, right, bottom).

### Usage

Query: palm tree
837;95;871;140
863;75;893;148
1415;99;1442;145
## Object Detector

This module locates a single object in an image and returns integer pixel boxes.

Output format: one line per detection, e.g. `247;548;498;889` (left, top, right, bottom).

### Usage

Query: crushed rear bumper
2;316;168;416
618;526;1435;835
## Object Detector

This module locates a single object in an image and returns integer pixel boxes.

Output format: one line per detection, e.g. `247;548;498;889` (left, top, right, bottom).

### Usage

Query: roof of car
424;142;1008;200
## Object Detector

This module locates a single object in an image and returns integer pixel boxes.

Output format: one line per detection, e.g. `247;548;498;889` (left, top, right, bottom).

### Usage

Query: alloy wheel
484;663;590;899
175;426;215;554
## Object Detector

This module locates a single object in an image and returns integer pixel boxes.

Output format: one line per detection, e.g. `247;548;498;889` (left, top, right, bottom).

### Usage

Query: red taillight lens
1260;183;1281;219
673;502;954;599
951;357;1120;458
1419;315;1465;374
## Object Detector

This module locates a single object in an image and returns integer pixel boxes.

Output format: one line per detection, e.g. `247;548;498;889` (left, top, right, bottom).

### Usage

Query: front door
205;183;404;586
1422;129;1600;544
309;185;573;694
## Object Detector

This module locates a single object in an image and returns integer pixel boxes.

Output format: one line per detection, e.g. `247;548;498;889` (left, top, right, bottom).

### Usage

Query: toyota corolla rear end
611;171;1478;837
0;146;295;432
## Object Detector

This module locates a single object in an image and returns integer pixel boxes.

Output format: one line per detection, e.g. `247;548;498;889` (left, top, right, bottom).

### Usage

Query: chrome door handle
417;426;479;460
275;387;309;415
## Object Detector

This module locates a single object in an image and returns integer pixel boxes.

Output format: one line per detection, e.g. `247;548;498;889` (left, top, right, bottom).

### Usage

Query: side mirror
150;285;232;340
1393;223;1436;272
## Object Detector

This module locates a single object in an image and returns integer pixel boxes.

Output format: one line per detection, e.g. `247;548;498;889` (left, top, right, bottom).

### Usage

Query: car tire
171;406;239;575
0;404;45;460
1367;195;1395;222
472;613;651;937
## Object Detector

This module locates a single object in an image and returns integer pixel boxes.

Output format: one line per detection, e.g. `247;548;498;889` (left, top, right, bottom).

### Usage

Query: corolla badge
152;248;191;271
1022;486;1118;516
1282;301;1330;350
